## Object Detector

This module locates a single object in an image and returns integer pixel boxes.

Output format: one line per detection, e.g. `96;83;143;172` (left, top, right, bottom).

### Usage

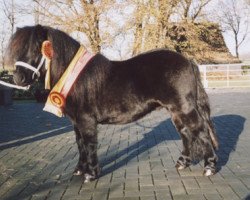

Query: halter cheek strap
14;40;52;80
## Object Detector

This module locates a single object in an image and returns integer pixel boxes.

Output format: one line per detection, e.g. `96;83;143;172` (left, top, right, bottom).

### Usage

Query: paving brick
229;182;250;199
139;176;154;187
2;184;27;200
109;187;124;198
204;193;223;199
124;190;140;198
123;197;140;200
46;185;67;200
174;194;207;200
139;185;156;193
168;180;187;196
140;196;156;200
170;185;187;196
216;185;241;200
185;187;220;195
19;181;40;198
195;176;213;187
182;178;200;190
156;190;172;200
240;177;250;190
0;177;18;197
108;198;124;200
30;190;50;200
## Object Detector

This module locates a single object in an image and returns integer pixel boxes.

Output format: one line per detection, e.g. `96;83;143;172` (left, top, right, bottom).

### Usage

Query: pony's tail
191;60;219;150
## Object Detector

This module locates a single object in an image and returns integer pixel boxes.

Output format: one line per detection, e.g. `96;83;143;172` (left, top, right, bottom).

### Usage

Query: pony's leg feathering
170;104;217;176
171;114;192;170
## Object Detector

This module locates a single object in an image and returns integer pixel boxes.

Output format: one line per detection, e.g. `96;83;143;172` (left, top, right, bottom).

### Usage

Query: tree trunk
235;34;239;58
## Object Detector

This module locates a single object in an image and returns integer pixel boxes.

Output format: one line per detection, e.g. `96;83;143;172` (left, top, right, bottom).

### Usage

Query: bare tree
179;0;213;22
216;0;249;58
131;0;181;55
100;1;135;60
130;0;214;55
0;0;20;70
0;22;7;70
156;0;181;47
132;1;161;55
33;1;40;24
1;0;17;35
33;0;115;53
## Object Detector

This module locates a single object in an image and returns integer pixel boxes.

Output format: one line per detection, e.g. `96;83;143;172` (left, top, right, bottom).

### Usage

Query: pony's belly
98;101;161;124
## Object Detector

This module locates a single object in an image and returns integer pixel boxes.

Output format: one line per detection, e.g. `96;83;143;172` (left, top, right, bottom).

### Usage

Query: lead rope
0;80;30;90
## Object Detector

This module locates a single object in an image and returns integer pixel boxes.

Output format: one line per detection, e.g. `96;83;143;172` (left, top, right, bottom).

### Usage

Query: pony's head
5;25;80;89
5;25;48;87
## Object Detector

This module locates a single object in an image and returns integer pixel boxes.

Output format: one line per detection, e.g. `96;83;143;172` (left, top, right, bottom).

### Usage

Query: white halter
0;56;46;90
15;56;46;79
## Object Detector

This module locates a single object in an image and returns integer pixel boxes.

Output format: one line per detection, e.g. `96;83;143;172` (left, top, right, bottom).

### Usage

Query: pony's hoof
73;169;83;176
175;163;186;170
84;173;96;183
175;156;191;170
203;168;216;176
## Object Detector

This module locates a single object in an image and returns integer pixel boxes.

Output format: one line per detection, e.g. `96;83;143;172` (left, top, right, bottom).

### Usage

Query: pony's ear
34;24;49;41
35;24;44;31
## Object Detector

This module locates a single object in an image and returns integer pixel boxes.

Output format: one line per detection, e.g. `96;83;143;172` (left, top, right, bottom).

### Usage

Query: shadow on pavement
100;114;245;176
245;194;250;200
0;103;72;150
213;114;246;172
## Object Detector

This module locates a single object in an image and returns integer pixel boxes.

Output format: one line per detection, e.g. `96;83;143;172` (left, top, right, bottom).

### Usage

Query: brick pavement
0;89;250;200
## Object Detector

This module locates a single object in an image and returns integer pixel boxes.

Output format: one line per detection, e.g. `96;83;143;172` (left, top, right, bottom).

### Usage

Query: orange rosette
49;92;65;108
41;41;53;59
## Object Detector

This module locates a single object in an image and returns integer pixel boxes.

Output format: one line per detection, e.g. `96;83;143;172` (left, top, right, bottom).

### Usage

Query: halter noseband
15;56;46;80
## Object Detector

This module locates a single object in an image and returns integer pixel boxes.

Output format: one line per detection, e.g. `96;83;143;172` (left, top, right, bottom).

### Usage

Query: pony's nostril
20;74;26;82
13;72;26;86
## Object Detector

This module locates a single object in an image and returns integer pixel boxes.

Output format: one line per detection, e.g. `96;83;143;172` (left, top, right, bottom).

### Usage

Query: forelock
5;26;47;66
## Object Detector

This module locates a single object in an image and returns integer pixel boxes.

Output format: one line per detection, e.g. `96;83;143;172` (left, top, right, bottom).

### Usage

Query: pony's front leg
73;125;87;176
73;117;100;182
83;134;100;182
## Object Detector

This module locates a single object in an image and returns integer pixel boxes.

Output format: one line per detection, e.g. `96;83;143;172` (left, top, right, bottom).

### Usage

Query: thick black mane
5;26;44;67
46;27;81;85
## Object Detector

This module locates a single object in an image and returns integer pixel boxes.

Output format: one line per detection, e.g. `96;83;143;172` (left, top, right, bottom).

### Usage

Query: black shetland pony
5;25;218;181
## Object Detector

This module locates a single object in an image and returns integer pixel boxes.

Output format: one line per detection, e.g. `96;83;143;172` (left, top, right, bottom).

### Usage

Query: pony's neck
47;27;81;88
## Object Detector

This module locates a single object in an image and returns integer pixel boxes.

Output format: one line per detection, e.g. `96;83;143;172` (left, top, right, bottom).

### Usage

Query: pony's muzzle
13;71;31;86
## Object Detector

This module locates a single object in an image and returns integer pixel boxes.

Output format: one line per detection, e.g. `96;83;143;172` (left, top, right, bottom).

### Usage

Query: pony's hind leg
170;102;217;176
171;113;192;170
